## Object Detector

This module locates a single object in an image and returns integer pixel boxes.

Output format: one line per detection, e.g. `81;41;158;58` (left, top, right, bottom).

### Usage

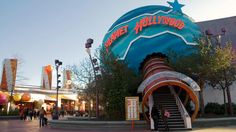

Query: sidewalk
193;117;236;128
193;125;236;132
0;118;236;132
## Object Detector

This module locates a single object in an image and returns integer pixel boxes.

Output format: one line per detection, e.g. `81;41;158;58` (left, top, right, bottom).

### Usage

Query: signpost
125;97;139;130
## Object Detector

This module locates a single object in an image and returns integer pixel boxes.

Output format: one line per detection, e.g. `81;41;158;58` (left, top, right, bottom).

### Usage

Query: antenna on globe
167;0;185;14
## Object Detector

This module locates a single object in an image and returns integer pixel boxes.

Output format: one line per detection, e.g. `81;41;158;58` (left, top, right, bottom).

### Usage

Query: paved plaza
0;119;236;132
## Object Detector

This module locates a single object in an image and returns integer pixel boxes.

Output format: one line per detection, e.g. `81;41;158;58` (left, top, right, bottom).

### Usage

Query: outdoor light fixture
85;38;93;48
205;29;213;36
205;27;226;47
85;38;100;119
54;59;62;120
55;59;63;66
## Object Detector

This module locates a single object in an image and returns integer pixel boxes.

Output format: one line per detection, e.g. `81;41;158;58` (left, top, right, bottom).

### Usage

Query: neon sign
105;25;128;49
105;15;185;49
134;16;185;34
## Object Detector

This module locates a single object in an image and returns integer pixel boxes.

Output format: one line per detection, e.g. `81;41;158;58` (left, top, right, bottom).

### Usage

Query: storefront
0;85;78;115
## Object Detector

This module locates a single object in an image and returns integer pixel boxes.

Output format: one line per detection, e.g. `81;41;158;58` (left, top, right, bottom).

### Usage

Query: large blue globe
102;5;201;72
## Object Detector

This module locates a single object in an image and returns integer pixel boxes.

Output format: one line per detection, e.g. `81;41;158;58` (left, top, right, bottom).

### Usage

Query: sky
0;0;236;87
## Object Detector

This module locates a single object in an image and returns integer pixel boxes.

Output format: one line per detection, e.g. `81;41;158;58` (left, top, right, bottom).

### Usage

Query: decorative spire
167;0;185;14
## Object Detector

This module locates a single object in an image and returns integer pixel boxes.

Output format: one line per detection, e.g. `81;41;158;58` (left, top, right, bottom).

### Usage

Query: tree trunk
226;86;233;115
199;90;205;116
223;89;228;115
199;80;205;116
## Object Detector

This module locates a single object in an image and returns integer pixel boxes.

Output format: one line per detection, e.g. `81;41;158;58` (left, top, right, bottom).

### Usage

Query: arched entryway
138;56;200;130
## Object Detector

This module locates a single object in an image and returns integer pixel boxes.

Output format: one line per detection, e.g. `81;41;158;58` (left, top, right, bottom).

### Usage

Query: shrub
205;102;224;115
232;103;236;114
8;109;19;116
0;109;19;116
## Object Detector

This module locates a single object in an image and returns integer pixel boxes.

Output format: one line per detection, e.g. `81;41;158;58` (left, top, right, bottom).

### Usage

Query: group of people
19;107;47;127
151;104;170;131
51;106;66;119
20;107;38;121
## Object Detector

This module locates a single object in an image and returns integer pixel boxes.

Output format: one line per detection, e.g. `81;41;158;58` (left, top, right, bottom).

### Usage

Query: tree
99;49;141;120
169;37;236;116
69;58;97;117
206;42;236;115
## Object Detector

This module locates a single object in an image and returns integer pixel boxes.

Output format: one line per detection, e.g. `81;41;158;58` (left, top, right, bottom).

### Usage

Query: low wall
49;120;148;131
49;117;236;131
0;116;20;120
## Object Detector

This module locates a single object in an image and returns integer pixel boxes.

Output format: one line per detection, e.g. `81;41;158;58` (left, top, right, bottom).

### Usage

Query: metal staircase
152;87;191;131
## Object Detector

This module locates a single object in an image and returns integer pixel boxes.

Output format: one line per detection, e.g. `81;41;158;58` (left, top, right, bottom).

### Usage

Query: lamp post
205;27;226;47
85;38;99;119
55;59;62;120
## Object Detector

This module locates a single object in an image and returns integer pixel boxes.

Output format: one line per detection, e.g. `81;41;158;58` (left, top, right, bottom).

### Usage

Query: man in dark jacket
39;107;46;127
151;105;159;131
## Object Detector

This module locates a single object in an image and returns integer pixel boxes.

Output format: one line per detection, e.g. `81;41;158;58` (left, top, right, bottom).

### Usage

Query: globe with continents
102;3;201;72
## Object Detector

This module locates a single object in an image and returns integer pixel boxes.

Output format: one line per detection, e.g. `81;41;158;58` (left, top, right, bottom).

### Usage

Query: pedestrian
29;109;33;121
151;105;159;131
39;107;46;127
23;108;28;121
19;108;24;120
161;105;170;131
33;109;37;120
60;105;65;118
52;106;58;120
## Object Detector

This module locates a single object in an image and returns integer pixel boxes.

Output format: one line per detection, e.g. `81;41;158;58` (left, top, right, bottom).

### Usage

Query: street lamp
205;27;226;47
54;59;62;120
85;38;100;119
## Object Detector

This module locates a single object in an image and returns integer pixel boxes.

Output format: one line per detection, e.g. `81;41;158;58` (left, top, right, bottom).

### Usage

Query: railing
170;87;192;129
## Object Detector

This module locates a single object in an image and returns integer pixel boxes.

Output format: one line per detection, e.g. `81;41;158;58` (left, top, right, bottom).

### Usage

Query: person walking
39;107;46;127
29;109;33;121
151;105;159;131
23;108;28;121
161;105;170;131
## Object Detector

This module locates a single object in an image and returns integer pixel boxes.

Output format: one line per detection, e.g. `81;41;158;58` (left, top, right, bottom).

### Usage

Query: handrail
170;87;192;129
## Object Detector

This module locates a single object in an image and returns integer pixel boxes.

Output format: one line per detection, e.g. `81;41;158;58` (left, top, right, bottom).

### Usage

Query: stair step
157;103;177;106
157;124;185;128
155;94;171;96
156;95;171;97
168;119;183;122
160;104;177;106
160;119;182;121
157;128;191;131
157;101;176;103
154;96;175;99
152;87;190;130
164;107;179;110
166;110;179;112
163;104;177;106
168;115;182;117
156;98;176;102
158;122;184;125
167;113;181;115
156;96;174;98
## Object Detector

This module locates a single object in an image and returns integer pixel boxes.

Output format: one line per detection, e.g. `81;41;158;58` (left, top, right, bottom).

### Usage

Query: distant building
197;16;236;48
